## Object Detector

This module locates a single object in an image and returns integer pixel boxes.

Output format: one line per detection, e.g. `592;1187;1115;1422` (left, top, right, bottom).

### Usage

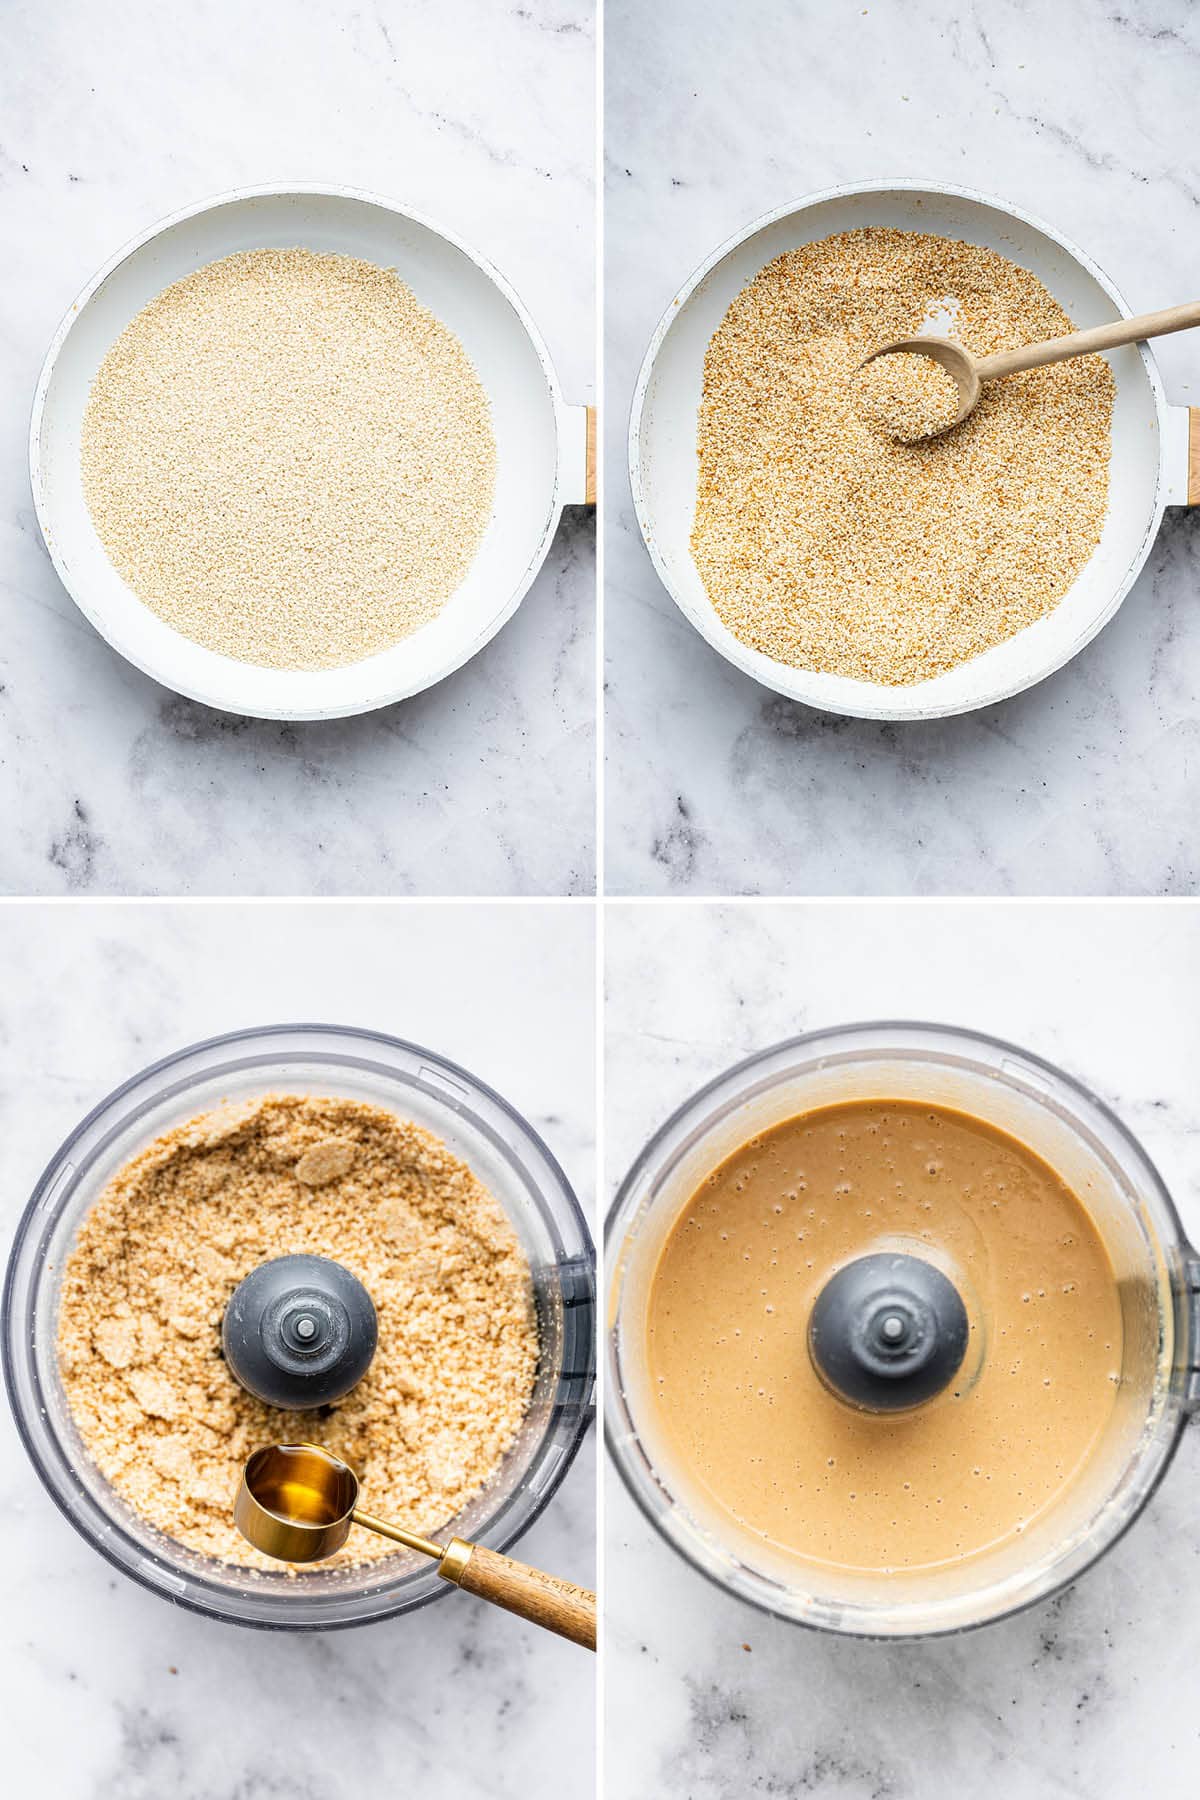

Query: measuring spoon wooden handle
977;299;1200;382
438;1538;596;1649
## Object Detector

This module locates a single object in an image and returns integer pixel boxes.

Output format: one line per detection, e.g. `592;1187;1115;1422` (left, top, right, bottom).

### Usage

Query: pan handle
560;403;597;507
1163;407;1200;508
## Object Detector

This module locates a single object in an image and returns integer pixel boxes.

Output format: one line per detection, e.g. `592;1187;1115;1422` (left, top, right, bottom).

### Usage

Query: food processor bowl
606;1021;1198;1638
4;1025;595;1630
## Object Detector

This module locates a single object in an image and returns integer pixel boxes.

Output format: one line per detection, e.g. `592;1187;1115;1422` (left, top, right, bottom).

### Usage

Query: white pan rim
29;181;572;722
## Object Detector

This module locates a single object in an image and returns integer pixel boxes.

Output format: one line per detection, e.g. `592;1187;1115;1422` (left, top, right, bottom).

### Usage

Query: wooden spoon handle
977;299;1200;382
438;1538;597;1649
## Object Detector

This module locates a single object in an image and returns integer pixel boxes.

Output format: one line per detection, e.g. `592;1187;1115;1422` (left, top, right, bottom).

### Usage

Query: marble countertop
1;0;595;897
605;0;1200;897
604;898;1200;1798
0;901;596;1800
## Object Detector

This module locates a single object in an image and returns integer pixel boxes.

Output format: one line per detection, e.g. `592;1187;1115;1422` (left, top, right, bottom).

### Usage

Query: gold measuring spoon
862;297;1200;430
235;1443;596;1650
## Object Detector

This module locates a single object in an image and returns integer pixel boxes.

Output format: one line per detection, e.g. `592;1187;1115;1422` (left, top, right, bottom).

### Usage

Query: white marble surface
0;0;595;897
0;901;596;1799
605;900;1200;1797
604;0;1200;896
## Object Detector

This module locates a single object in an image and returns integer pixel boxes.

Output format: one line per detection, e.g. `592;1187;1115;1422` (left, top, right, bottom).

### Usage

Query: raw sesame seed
81;249;497;671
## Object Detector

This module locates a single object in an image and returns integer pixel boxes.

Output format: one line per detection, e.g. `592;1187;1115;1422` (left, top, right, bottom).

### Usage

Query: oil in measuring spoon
254;1446;348;1526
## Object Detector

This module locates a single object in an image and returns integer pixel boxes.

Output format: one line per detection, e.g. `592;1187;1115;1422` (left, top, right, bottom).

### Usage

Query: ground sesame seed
57;1095;538;1568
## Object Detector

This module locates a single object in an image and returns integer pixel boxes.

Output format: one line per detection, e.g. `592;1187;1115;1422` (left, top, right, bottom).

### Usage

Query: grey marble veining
0;901;596;1799
1;0;595;897
604;0;1200;896
605;899;1200;1798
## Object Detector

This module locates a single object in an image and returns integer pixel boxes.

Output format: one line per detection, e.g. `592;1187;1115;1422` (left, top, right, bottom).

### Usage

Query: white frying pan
31;184;594;721
629;180;1198;722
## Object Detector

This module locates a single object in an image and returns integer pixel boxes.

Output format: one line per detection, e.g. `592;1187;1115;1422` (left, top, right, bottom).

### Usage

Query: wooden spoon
862;299;1200;430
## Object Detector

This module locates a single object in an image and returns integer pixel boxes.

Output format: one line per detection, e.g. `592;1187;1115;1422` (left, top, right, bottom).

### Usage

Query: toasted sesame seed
691;228;1113;687
855;351;962;442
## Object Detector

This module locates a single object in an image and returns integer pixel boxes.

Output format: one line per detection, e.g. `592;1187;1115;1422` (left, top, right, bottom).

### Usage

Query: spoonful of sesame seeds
858;296;1200;441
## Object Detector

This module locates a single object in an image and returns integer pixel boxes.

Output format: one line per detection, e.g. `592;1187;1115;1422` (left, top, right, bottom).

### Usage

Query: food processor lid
808;1250;969;1411
221;1253;378;1409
